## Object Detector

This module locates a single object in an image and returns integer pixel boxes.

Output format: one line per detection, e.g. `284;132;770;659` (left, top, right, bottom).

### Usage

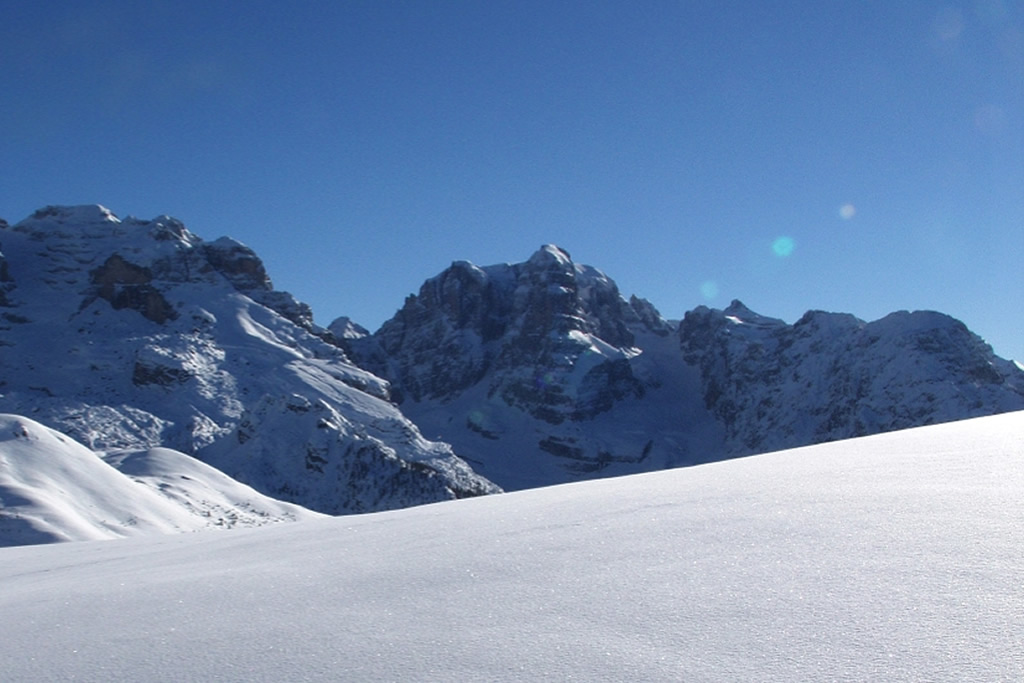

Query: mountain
345;244;721;489
3;205;1022;543
0;205;498;520
3;410;1023;680
0;414;324;547
679;300;1024;456
347;245;1024;489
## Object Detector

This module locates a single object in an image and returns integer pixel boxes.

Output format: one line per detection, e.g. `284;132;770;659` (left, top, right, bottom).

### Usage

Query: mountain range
345;243;1024;489
2;205;1022;544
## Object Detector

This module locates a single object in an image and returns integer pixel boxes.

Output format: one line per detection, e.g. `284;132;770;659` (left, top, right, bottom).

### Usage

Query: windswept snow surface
2;411;1023;680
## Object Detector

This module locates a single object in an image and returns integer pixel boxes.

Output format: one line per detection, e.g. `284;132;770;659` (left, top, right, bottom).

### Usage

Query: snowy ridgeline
1;410;1022;681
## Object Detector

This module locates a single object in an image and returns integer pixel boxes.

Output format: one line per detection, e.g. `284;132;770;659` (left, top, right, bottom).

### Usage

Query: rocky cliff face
346;246;717;490
679;300;1024;456
0;205;498;515
356;245;671;421
348;247;1024;490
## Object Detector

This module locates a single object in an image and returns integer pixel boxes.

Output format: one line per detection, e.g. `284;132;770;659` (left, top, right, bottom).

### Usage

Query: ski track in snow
1;411;1022;681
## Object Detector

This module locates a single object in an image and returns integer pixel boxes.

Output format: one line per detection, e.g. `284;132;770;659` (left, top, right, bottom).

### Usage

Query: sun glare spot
839;204;856;220
700;281;719;300
771;236;796;258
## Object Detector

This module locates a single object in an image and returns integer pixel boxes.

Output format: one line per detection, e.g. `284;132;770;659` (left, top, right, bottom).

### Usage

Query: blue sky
2;1;1021;360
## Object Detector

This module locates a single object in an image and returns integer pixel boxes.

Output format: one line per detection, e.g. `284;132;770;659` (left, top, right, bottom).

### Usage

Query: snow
14;204;120;229
527;243;574;269
0;415;322;546
2;410;1022;680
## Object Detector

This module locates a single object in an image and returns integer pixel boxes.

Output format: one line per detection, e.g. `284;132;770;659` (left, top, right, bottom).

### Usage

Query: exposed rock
350;252;1024;491
357;245;657;421
89;254;178;324
201;237;272;292
346;245;693;488
205;394;498;514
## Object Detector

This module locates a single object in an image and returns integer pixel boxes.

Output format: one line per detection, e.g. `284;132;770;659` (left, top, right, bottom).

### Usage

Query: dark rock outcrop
89;254;178;324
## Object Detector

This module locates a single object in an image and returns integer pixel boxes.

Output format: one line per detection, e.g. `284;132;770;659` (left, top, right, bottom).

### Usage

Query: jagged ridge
679;299;1024;455
348;246;1024;490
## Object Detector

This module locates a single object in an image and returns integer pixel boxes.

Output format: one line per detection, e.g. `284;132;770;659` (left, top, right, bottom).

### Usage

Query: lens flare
700;281;719;300
771;236;795;258
839;204;856;220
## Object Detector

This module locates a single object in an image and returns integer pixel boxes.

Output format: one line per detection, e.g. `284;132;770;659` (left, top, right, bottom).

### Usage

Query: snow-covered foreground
2;411;1022;681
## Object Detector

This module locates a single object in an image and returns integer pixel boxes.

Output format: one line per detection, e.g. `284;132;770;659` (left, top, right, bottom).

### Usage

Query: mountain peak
527;244;573;268
328;316;370;340
18;204;120;227
720;299;785;327
0;204;497;521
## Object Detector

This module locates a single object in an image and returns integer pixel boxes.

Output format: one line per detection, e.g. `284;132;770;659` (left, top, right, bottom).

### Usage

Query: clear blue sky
2;1;1021;360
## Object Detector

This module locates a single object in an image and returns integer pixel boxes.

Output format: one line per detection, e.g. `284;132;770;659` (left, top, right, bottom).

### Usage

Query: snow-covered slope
347;246;1024;490
0;205;497;516
2;411;1022;681
0;414;322;547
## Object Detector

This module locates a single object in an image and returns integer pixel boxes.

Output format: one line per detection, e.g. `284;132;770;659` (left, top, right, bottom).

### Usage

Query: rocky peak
24;204;119;226
197;236;312;329
328;316;370;341
356;246;656;424
415;259;515;341
627;295;672;336
679;301;1024;455
201;237;273;293
526;243;573;270
143;215;196;244
6;207;316;330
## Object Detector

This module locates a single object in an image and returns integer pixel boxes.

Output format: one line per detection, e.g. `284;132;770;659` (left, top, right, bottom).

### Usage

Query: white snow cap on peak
721;299;786;326
449;260;489;283
21;204;120;225
872;309;963;334
528;244;572;267
328;316;370;340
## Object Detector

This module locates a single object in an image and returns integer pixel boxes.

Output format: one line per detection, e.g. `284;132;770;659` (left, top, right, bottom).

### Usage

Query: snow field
1;411;1022;680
